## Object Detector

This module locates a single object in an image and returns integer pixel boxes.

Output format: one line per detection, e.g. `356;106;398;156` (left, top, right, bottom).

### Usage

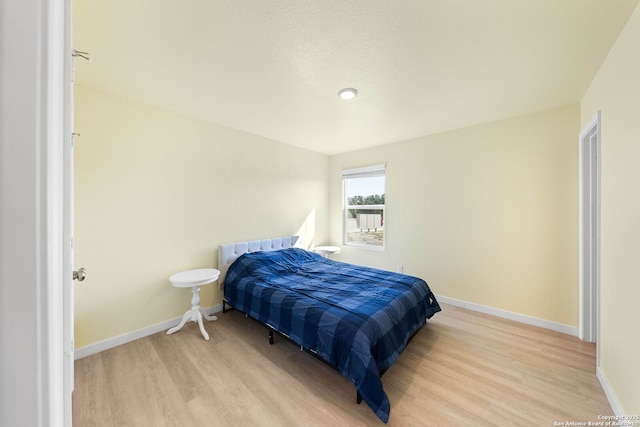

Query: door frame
578;111;601;354
0;0;66;426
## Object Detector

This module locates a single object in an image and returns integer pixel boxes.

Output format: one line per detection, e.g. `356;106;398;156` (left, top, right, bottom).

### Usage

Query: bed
218;236;441;423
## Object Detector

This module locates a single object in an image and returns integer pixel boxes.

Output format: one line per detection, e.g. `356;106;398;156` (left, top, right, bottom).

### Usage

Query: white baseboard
597;367;624;416
74;303;223;360
436;295;578;337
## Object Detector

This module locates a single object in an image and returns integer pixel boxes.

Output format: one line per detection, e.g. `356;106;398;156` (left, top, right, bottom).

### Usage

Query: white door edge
63;0;75;425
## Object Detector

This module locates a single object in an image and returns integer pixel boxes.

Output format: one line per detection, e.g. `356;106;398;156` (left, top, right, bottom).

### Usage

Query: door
579;111;600;347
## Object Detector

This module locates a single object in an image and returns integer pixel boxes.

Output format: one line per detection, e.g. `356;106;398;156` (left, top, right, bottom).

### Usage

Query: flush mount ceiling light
338;87;358;100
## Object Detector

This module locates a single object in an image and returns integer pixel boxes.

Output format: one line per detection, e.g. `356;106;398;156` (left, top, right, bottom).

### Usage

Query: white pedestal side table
315;245;341;258
167;268;220;340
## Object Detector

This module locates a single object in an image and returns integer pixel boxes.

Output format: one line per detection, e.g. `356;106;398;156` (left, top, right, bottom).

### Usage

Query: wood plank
73;303;612;426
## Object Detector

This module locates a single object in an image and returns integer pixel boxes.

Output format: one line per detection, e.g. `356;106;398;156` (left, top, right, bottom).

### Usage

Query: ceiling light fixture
338;88;358;100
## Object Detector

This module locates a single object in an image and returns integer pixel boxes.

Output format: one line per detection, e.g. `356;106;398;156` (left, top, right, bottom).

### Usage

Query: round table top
315;245;341;254
169;268;220;288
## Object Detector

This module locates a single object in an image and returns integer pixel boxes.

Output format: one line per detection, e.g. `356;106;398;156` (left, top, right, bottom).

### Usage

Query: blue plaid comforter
224;248;440;423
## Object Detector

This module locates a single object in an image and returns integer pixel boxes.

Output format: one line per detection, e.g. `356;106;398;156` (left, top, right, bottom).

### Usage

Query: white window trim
342;164;386;251
341;163;386;179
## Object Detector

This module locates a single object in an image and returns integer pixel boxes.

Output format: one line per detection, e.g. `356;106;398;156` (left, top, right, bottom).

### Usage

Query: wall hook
72;49;91;62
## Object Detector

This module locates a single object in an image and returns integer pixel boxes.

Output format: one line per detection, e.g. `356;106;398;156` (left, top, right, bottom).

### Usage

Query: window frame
342;164;386;251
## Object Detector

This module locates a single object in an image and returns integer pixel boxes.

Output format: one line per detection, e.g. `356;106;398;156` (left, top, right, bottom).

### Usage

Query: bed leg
268;329;274;345
356;391;362;404
222;299;235;313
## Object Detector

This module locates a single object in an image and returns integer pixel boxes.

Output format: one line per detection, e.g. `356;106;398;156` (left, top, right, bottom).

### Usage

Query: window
342;164;385;249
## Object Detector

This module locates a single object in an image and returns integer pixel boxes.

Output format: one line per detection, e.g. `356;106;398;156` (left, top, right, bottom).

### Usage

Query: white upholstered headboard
218;236;300;288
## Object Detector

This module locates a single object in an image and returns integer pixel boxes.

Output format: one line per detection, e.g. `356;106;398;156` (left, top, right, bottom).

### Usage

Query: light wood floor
73;303;612;426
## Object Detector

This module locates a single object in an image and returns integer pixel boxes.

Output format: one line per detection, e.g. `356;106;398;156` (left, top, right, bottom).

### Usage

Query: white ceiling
74;0;639;155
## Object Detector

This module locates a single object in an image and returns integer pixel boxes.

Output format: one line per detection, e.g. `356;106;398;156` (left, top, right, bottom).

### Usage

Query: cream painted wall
581;3;640;415
74;85;329;348
330;105;579;326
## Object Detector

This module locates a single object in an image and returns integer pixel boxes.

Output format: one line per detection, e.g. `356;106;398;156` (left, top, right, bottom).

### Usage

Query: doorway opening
578;111;601;353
